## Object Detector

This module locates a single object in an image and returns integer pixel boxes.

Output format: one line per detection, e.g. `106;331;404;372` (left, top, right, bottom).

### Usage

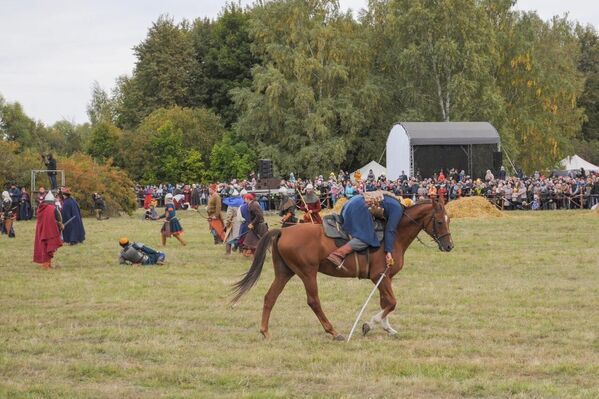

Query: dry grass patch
445;196;504;219
1;209;598;398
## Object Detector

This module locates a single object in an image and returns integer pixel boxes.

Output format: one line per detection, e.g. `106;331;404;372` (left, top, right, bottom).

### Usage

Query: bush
0;142;136;216
57;153;136;216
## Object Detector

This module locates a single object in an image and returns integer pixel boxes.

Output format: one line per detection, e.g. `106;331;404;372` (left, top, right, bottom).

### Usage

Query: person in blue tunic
60;187;85;245
237;192;251;253
159;193;187;246
326;191;404;267
19;188;33;221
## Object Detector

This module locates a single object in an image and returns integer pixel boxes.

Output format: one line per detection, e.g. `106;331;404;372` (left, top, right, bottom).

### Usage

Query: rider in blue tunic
326;192;404;267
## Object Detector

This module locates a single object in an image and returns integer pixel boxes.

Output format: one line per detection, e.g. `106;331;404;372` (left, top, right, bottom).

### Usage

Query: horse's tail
231;229;281;304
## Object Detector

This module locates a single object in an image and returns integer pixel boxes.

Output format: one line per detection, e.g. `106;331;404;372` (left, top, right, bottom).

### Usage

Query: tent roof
559;154;599;171
399;122;500;145
351;160;386;182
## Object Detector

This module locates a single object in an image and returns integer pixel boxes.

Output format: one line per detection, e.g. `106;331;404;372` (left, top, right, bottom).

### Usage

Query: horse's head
424;196;454;252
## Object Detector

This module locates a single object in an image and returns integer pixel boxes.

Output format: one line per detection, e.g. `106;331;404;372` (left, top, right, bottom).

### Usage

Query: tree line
2;0;599;183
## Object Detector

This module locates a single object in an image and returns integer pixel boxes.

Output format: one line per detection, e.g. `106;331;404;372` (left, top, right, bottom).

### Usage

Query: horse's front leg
363;276;398;336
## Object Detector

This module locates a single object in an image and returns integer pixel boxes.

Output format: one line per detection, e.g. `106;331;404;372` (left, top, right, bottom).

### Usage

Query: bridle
403;202;451;249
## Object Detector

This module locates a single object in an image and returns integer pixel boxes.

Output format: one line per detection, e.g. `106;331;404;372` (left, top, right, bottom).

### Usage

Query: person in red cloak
143;192;153;209
33;191;63;270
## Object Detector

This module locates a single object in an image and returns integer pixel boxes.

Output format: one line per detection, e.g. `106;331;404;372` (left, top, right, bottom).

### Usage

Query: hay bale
320;196;348;216
445;196;504;219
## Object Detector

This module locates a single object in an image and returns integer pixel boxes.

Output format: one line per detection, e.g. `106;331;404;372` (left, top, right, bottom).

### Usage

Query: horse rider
326;191;404;268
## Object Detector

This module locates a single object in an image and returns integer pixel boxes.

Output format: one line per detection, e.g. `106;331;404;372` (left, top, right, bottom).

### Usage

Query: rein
402;203;450;249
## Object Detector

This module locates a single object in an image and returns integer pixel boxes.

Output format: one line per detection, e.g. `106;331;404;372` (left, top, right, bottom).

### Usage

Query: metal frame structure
31;169;65;211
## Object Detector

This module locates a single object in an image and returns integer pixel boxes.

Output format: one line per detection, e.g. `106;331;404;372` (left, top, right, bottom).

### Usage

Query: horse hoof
362;323;371;336
333;334;346;341
387;330;399;338
261;331;271;340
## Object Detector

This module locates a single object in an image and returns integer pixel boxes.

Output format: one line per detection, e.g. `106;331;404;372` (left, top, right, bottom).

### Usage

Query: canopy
400;122;500;145
351;160;387;182
559;154;599;172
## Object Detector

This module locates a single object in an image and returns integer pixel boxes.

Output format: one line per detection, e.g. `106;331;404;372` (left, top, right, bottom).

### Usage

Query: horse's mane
413;199;433;205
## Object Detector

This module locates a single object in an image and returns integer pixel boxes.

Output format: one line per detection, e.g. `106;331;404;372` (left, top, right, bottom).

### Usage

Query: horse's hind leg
260;245;294;339
299;273;344;341
260;272;293;339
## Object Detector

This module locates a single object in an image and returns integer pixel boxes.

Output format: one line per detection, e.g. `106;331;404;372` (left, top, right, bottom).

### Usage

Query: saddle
322;214;384;249
322;214;350;246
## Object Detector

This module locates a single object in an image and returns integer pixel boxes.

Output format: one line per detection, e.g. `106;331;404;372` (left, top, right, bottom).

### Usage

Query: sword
62;215;77;227
347;265;390;342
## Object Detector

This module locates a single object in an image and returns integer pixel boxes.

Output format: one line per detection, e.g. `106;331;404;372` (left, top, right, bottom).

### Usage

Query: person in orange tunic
207;184;225;244
33;192;63;270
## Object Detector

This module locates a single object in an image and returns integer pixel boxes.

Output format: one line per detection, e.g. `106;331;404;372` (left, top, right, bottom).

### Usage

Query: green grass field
1;209;598;398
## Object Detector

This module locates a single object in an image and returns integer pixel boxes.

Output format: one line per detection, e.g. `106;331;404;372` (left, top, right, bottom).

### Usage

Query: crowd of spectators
136;167;599;212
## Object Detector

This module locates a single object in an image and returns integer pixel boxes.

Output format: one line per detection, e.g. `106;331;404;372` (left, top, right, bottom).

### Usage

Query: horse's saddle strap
353;250;371;279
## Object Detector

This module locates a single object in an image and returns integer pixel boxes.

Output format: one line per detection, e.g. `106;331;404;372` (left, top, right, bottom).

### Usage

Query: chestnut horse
231;196;454;340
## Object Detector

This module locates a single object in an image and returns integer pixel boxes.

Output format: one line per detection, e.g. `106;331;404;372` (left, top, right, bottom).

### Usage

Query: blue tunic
164;204;183;234
61;197;86;244
341;194;403;253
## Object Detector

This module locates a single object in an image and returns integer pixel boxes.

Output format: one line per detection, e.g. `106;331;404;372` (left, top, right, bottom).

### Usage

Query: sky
1;0;598;126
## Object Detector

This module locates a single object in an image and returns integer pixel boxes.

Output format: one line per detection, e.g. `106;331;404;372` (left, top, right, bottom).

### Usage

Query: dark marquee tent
386;122;501;179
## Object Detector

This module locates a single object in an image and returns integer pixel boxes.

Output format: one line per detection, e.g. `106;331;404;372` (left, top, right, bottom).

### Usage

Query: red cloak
143;194;153;209
33;203;63;264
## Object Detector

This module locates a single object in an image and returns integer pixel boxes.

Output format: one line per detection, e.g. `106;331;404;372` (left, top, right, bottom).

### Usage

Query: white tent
559;154;599;172
351;160;387;182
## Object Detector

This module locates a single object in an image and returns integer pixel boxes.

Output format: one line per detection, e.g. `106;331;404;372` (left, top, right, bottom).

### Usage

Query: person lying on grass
118;237;165;266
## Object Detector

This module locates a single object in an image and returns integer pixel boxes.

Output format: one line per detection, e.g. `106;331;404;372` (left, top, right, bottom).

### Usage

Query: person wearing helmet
298;183;322;224
278;186;297;228
33;191;63;270
118;237;165;265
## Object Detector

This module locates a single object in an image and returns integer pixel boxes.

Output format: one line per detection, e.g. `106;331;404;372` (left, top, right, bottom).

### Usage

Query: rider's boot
326;243;354;267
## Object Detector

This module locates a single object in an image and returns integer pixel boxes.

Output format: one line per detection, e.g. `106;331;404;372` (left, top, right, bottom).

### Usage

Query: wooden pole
296;188;315;223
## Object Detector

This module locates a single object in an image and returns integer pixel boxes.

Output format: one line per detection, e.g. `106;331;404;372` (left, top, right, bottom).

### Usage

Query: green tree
0;100;38;149
114;16;197;129
121;106;224;183
233;0;385;176
577;25;599;142
87;81;115;125
496;13;585;172
380;0;504;123
189;4;259;126
209;133;256;180
86;122;123;163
